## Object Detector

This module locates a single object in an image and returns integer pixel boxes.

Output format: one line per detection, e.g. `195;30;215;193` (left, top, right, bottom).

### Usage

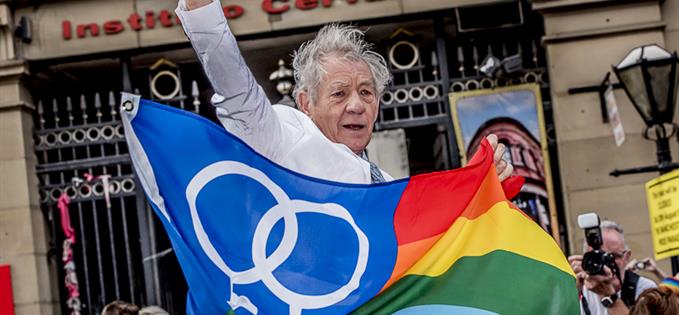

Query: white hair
600;220;629;251
292;24;392;104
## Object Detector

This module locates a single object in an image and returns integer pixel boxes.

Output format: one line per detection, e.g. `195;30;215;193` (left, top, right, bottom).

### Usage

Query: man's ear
298;91;312;117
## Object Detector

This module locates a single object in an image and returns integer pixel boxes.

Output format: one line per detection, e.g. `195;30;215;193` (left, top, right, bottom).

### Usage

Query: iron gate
34;61;204;313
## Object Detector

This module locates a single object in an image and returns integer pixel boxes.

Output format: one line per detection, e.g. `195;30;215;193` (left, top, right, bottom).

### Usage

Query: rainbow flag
121;94;578;314
353;147;577;314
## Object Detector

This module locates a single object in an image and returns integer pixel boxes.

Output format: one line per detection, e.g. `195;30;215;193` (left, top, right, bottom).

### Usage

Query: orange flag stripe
382;166;509;291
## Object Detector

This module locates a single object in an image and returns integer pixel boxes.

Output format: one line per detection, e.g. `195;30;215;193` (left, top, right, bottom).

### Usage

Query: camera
578;213;620;278
634;261;649;271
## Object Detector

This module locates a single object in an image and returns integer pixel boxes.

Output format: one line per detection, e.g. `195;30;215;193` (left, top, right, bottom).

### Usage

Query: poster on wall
449;83;560;242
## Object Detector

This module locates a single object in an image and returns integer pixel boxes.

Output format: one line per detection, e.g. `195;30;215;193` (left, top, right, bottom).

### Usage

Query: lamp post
611;44;679;273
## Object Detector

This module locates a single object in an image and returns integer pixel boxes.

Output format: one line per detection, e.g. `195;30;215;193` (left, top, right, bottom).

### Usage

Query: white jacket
175;0;392;184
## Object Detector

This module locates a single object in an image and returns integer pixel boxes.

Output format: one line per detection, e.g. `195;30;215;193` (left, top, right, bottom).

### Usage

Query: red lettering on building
127;13;143;31
103;20;124;34
262;0;290;14
62;20;72;40
159;10;174;27
223;5;245;19
145;11;156;29
76;23;100;38
296;0;318;10
60;1;371;42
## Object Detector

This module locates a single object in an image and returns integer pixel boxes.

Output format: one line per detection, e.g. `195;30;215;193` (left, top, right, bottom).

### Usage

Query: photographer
569;220;657;315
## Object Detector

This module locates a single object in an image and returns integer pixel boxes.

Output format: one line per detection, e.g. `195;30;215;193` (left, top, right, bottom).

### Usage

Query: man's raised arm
175;0;286;159
180;0;212;10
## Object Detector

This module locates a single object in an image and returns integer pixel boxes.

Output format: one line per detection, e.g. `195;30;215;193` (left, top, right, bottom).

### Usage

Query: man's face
601;229;630;277
299;56;379;154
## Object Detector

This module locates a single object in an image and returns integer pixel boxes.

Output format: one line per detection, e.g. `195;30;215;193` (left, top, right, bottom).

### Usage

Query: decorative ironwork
34;63;202;313
36;91;140;314
269;59;296;107
377;28;549;132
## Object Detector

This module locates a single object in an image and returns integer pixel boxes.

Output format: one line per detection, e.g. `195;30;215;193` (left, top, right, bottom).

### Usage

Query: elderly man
569;220;657;315
175;0;513;183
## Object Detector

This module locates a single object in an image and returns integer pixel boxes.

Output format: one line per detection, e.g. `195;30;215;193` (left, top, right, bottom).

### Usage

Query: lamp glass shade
614;44;679;126
617;66;652;123
647;63;673;121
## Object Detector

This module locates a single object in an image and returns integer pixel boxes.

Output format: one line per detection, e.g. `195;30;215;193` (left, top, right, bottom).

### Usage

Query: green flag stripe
352;250;579;315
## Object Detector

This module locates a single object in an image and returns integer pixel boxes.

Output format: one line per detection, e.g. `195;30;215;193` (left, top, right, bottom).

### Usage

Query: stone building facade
536;0;679;274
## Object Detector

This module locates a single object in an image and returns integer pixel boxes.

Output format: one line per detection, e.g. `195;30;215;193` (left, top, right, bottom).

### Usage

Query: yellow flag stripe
404;201;573;277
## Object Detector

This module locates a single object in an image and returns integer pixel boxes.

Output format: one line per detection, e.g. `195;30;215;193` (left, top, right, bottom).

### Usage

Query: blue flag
121;94;405;314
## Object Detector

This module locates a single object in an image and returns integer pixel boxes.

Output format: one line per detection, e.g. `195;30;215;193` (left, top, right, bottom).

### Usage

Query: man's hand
568;255;585;292
626;257;667;280
486;134;514;181
571;262;629;315
184;0;213;10
584;265;621;297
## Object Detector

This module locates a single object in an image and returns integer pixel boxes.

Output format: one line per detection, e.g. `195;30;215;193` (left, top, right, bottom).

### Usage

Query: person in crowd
628;287;679;315
101;300;139;315
174;0;514;184
658;276;679;295
626;257;668;282
569;220;657;315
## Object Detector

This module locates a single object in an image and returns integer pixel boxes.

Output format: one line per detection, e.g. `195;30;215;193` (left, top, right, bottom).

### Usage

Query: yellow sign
646;169;679;260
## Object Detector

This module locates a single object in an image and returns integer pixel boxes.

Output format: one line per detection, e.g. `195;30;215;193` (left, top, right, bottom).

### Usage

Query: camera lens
583;251;605;275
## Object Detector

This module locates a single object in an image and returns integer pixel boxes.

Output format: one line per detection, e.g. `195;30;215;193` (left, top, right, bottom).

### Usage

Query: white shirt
580;275;657;315
175;1;391;184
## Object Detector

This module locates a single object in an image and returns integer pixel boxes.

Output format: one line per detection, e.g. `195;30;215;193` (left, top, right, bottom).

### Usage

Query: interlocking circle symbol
186;161;370;315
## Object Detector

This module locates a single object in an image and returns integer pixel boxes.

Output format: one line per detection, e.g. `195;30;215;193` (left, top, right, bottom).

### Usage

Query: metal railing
34;83;201;313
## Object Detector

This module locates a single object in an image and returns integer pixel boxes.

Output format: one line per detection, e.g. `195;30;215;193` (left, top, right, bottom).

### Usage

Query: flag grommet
122;100;134;112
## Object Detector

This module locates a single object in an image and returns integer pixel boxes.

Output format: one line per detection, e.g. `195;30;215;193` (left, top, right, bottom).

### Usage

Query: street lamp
610;45;679;176
611;44;679;273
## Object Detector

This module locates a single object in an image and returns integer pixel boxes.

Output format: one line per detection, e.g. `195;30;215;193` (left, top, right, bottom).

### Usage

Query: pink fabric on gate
57;192;81;314
58;194;75;243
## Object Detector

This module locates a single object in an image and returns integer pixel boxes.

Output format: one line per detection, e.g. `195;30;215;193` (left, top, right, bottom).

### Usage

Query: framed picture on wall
449;83;560;242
